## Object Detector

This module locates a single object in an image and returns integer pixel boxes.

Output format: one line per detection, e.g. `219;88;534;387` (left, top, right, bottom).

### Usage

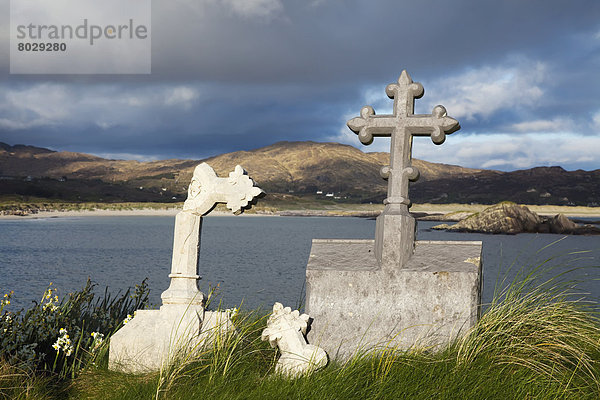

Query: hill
0;141;598;206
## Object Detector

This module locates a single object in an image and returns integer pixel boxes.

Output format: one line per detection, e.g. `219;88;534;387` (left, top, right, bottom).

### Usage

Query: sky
0;0;599;171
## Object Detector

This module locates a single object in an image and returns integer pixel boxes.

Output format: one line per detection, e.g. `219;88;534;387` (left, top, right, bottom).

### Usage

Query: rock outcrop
418;211;476;222
432;203;600;235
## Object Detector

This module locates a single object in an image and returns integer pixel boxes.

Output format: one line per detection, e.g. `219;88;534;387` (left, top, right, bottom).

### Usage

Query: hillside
0;141;598;206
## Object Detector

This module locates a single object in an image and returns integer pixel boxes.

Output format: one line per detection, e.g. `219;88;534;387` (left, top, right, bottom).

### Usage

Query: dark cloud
0;0;599;170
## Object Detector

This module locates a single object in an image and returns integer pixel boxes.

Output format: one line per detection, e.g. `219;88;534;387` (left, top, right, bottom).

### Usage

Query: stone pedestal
305;239;482;360
109;305;232;373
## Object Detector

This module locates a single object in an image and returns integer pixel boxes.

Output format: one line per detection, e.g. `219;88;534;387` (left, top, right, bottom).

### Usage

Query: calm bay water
0;215;598;311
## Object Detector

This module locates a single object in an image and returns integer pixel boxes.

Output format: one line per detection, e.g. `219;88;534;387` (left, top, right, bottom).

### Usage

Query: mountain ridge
0;141;598;206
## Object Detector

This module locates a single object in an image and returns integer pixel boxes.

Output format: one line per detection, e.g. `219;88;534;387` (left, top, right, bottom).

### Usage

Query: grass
2;262;600;399
65;295;600;400
0;199;182;214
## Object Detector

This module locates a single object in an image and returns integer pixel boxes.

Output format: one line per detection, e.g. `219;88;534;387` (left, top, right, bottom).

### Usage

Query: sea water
0;215;598;311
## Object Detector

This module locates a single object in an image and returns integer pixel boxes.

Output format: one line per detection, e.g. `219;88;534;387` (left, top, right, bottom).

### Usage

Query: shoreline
1;203;600;220
0;208;279;220
0;208;180;220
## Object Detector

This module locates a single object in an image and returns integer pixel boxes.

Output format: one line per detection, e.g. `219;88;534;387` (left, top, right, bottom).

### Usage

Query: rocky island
431;202;600;235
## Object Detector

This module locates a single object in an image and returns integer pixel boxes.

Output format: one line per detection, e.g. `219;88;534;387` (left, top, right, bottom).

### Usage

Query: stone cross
347;70;460;268
161;163;263;306
109;162;262;373
261;302;327;377
305;71;480;361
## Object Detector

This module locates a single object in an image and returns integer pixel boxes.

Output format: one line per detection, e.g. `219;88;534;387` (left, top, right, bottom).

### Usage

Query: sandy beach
0;208;179;220
0;208;286;220
2;205;600;220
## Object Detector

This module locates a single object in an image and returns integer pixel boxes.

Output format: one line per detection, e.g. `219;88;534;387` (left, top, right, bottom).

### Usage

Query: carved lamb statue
261;302;327;377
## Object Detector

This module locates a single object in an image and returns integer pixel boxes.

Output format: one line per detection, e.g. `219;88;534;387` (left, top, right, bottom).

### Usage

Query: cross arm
347;106;398;145
406;105;460;144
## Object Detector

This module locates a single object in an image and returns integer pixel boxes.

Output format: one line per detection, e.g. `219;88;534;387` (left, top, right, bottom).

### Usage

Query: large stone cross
304;71;481;361
347;70;460;268
161;163;263;306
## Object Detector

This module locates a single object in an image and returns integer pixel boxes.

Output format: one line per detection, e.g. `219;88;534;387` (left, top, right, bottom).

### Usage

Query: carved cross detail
183;163;263;216
347;70;459;210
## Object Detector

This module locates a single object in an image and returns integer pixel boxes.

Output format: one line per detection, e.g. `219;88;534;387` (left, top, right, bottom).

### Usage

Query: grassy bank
1;270;600;399
2;194;599;218
0;198;181;215
0;193;379;216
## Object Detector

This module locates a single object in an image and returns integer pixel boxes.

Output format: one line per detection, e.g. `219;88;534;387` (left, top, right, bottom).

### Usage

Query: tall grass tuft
153;306;274;399
0;359;65;400
454;264;600;394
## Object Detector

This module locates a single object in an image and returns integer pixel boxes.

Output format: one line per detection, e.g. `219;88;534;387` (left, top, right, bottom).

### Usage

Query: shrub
0;279;149;379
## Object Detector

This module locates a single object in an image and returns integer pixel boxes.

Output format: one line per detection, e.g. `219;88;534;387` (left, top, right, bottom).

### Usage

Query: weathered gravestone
305;71;483;360
109;163;263;373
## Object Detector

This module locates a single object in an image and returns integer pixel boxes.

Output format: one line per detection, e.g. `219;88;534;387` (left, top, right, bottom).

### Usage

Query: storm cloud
0;0;599;171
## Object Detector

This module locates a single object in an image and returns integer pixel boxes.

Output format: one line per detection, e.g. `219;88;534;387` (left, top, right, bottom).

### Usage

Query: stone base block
305;239;482;360
108;305;233;373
